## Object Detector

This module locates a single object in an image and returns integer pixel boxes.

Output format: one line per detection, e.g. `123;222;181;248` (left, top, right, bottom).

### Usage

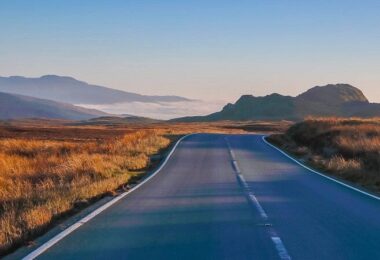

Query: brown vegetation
268;117;380;193
0;129;170;254
0;120;290;141
0;119;290;255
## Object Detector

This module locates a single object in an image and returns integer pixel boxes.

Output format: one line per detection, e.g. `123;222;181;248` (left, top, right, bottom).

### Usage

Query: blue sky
1;0;380;101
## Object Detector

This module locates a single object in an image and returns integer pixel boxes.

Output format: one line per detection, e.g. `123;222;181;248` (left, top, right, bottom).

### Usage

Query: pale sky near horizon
1;0;380;102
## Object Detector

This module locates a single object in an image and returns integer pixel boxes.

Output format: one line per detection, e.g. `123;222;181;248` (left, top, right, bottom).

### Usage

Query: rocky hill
174;84;378;121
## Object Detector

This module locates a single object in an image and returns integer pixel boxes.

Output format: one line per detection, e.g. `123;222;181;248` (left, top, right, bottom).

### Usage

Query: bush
269;117;380;194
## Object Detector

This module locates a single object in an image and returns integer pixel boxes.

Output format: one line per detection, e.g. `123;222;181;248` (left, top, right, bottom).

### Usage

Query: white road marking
22;134;196;260
225;136;291;260
237;174;249;189
226;137;268;219
262;136;380;201
225;138;236;160
229;150;236;160
232;160;241;174
271;236;292;260
236;173;268;219
248;192;268;219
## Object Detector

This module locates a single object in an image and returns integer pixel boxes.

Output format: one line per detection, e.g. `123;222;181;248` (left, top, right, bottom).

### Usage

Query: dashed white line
230;150;236;160
248;192;268;219
225;136;291;260
237;174;249;189
236;173;268;219
232;160;241;174
226;137;268;220
271;236;291;260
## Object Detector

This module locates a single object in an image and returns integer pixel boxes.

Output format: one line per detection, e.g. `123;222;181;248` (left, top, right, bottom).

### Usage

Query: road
21;134;380;259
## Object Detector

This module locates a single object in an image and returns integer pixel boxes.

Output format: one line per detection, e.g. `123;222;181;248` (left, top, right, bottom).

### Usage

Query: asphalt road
22;134;380;259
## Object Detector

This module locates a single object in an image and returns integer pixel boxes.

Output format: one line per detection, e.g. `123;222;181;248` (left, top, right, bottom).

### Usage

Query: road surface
21;134;380;259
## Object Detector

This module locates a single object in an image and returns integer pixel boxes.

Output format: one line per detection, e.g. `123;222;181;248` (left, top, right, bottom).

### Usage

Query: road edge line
262;136;380;201
22;133;196;260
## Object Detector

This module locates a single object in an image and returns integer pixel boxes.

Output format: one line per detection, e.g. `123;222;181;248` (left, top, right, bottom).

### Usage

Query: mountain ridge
0;75;191;105
0;91;110;120
173;84;379;122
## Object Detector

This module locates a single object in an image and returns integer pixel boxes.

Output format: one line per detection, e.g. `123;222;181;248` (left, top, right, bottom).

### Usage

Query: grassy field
268;117;380;194
0;119;290;255
0;129;171;254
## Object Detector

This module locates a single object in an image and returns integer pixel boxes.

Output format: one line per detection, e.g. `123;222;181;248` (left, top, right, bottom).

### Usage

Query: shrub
269;117;380;194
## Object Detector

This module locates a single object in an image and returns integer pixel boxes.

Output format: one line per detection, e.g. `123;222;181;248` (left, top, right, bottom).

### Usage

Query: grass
0;129;170;255
268;117;380;193
0;119;291;256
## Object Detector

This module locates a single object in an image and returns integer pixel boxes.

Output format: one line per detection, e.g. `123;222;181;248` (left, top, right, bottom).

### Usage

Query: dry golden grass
268;117;380;193
326;155;362;173
0;119;291;141
0;119;290;255
0;129;170;254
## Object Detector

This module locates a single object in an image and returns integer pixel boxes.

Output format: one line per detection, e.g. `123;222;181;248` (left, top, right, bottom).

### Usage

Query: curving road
19;134;380;259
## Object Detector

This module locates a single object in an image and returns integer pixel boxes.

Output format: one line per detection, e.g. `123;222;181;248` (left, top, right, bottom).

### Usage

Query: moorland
0;119;289;255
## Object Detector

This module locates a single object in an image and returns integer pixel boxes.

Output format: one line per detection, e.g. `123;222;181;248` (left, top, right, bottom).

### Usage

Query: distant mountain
0;75;191;105
297;84;368;105
174;84;379;121
76;116;161;126
0;92;110;120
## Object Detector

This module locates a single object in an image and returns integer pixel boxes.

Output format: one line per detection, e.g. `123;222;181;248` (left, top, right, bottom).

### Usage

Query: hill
0;75;191;105
0;92;110;120
297;84;368;105
174;84;379;121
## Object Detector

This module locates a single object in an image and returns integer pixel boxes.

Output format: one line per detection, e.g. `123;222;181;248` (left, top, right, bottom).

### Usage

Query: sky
1;0;380;102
